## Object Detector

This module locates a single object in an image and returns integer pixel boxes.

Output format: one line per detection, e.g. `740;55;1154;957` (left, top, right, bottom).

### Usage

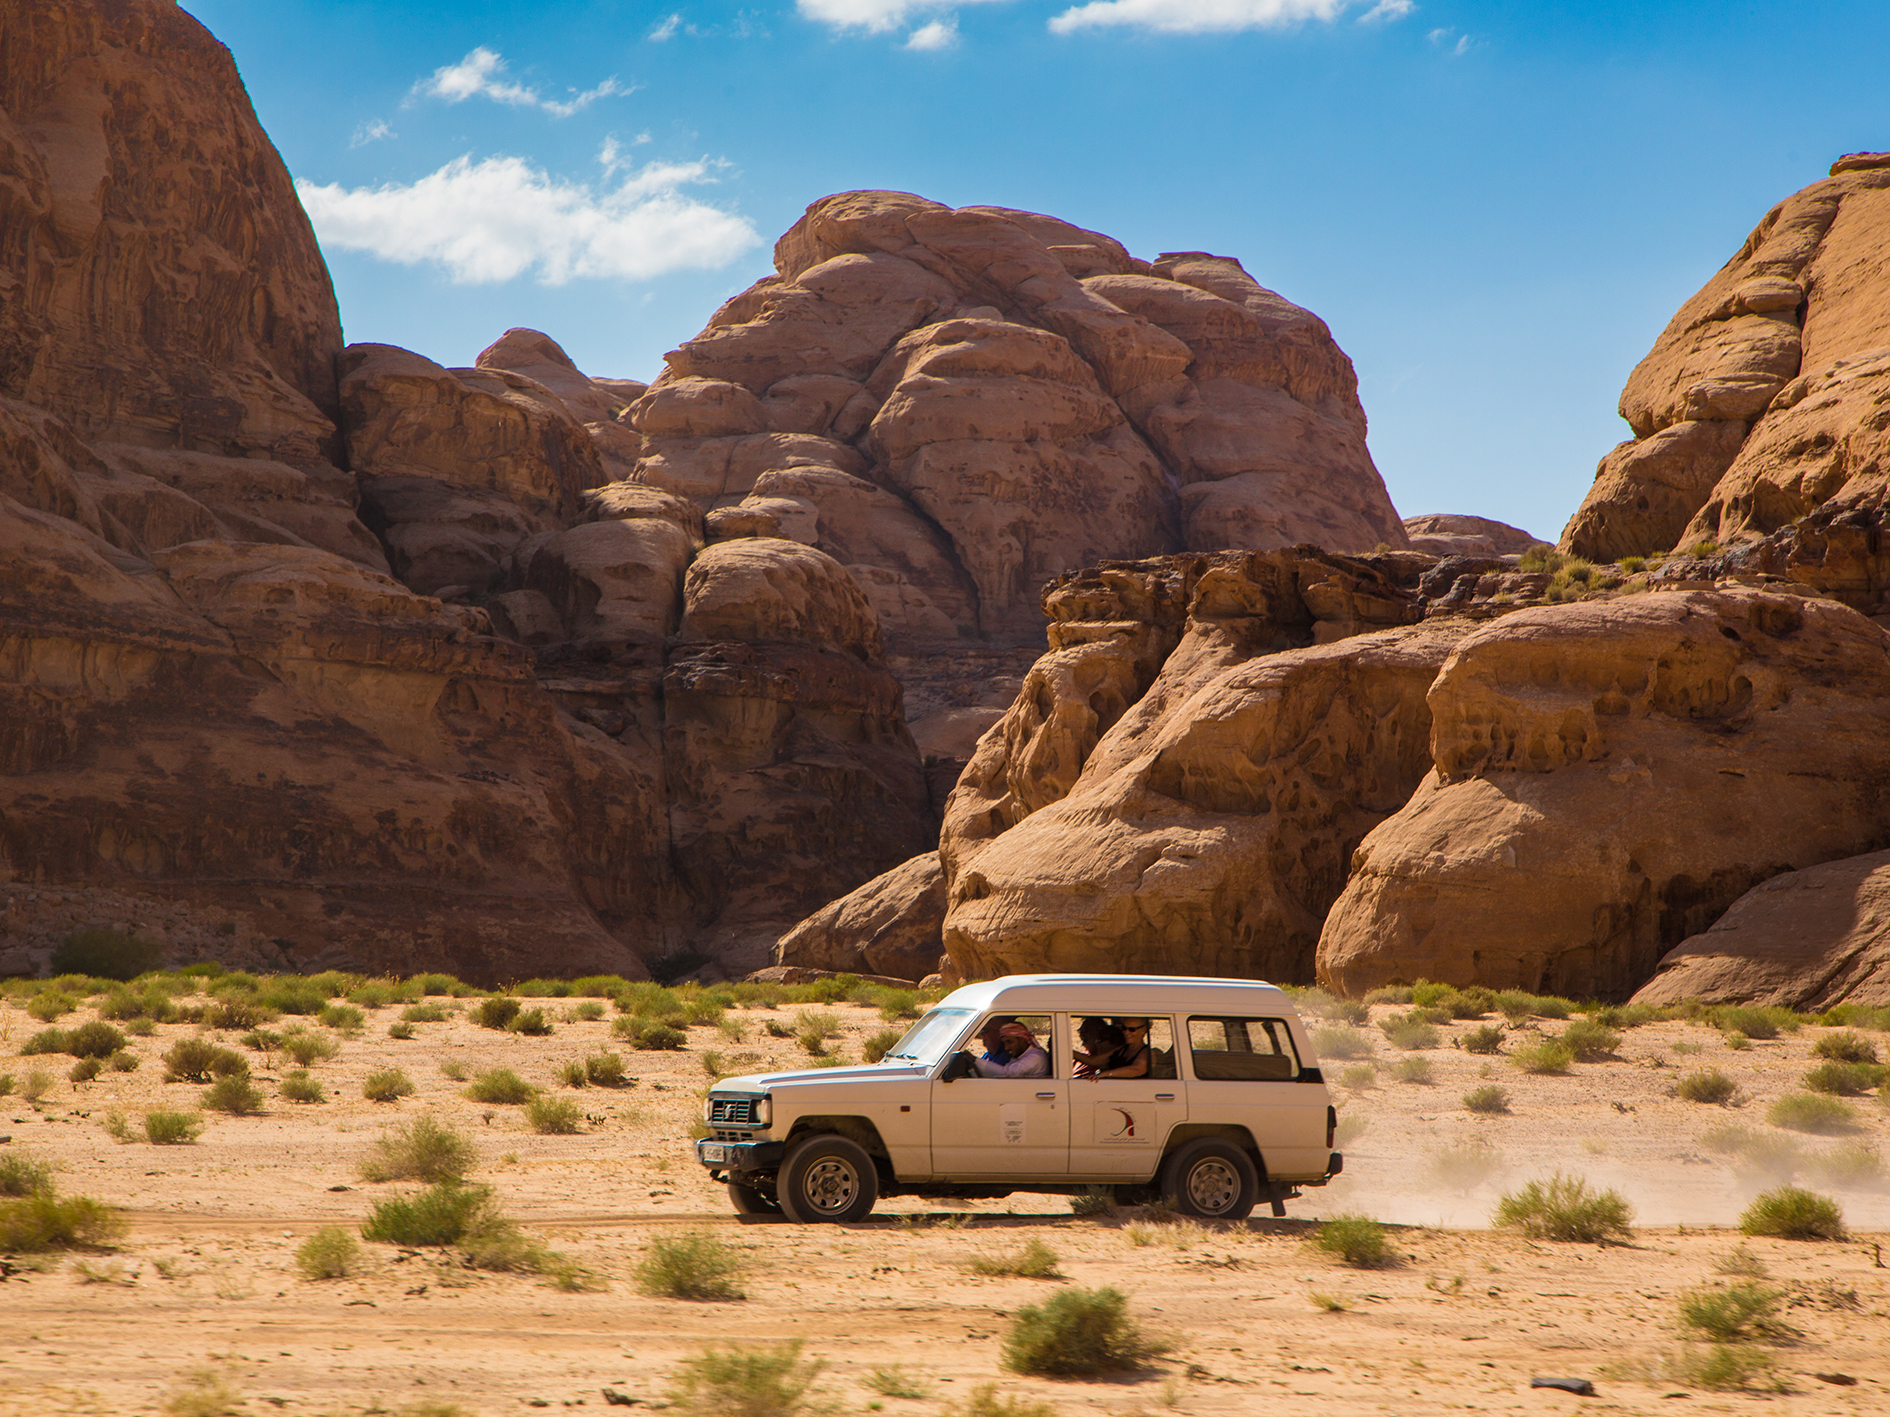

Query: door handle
1155;1093;1175;1100
1035;1092;1056;1099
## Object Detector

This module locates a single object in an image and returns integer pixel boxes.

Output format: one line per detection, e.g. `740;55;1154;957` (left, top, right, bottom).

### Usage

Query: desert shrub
763;1019;795;1038
204;1074;265;1115
1676;1069;1741;1104
1493;1173;1632;1242
1391;1056;1433;1084
401;1002;451;1023
296;1225;361;1280
873;989;921;1022
0;1191;126;1250
1699;1124;1801;1181
414;972;469;996
204;997;275;1030
26;991;74;1023
123;1017;155;1037
68;1056;102;1083
1069;1187;1115;1218
795;1009;840;1040
21;1069;53;1103
65;1020;128;1059
1767;1091;1857;1134
21;1027;68;1054
1405;1005;1454;1027
282;1031;340;1067
474;995;522;1031
1560;1019;1621;1061
1738;1185;1846;1240
526;1096;583;1134
1319;997;1371;1026
1333;1111;1369;1147
347;982;396;1009
1378;1013;1440;1050
667;1340;826;1417
253;979;323;1016
622;1021;686;1051
634;1230;745;1300
510;1007;553;1036
1308;1214;1394;1267
514;978;574;998
1814;1030;1880;1064
558;1061;588;1087
0;1074;12;1096
1428;1139;1506;1194
1511;1038;1574;1075
145;1110;203;1144
362;1182;498;1247
1710;1006;1781;1040
1002;1286;1162;1376
387;1021;416;1040
1459;1024;1506;1054
1339;1063;1377;1089
568;1001;606;1022
163;1037;247;1083
863;1028;902;1064
1802;1060;1887;1096
439;1060;468;1081
363;1068;415;1103
585;1051;627;1086
99;986;177;1022
968;1238;1062;1279
1681;1343;1781;1392
360;1114;477;1183
952;1386;1055;1417
317;1003;364;1032
1804;1141;1885;1190
280;1070;326;1103
0;1151;54;1197
50;927;163;981
865;1366;934;1401
1363;985;1413;1005
1463;1085;1511;1115
1678;1282;1792;1342
240;1028;283;1054
1310;1026;1375;1060
464;1068;535;1104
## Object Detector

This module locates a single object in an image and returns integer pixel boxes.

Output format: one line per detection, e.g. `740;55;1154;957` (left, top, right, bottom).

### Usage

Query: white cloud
1050;0;1348;34
649;12;683;40
350;119;395;148
1427;24;1472;54
798;0;1008;35
412;48;631;117
1358;0;1413;21
906;17;959;48
295;154;760;285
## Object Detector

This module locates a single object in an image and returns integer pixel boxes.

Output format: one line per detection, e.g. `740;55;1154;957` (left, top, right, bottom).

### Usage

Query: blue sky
185;0;1890;542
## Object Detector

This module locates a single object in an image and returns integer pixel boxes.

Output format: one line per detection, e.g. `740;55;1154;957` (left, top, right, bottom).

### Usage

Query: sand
2;991;1887;1415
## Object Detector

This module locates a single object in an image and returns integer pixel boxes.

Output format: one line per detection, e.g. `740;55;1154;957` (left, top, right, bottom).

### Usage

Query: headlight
754;1094;772;1128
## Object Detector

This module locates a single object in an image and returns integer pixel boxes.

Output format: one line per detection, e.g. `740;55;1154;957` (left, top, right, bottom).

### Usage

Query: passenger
1071;1018;1127;1078
972;1019;1050;1077
1108;1017;1154;1080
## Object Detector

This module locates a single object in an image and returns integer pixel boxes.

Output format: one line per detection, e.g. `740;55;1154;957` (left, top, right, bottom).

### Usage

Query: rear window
1186;1017;1301;1081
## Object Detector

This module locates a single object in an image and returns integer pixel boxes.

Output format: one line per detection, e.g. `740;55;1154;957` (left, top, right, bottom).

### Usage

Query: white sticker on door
999;1104;1027;1145
1097;1105;1148;1143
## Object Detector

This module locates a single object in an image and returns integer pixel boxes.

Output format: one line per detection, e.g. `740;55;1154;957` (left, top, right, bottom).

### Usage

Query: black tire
727;1178;781;1216
1159;1138;1259;1220
777;1135;879;1224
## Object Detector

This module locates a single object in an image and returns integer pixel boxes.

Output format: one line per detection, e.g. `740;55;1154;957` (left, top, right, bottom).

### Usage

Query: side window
973;1014;1055;1077
1187;1017;1301;1081
1144;1017;1178;1079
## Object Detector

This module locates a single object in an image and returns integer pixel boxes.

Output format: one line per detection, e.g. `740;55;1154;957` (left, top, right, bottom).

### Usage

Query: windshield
883;1007;974;1064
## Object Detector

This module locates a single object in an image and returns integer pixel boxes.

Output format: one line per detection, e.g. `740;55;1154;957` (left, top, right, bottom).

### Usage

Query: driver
972;1018;1050;1078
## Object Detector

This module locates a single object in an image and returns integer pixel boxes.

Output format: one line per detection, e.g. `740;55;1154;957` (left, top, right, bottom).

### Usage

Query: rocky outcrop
1402;514;1541;558
1563;154;1890;564
773;852;946;983
1630;849;1890;1009
1317;587;1890;1000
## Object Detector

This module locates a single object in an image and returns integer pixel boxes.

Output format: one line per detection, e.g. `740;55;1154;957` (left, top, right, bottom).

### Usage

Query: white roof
937;973;1296;1015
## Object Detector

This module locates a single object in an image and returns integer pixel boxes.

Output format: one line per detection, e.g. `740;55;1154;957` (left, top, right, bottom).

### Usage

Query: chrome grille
709;1096;760;1127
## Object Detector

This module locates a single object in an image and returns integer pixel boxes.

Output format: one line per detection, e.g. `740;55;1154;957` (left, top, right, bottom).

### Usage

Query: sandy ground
2;991;1888;1416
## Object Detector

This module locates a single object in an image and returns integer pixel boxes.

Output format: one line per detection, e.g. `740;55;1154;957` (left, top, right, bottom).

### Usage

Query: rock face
1317;588;1890;1000
1563;154;1890;565
1403;514;1542;558
774;852;947;982
1630;849;1890;1009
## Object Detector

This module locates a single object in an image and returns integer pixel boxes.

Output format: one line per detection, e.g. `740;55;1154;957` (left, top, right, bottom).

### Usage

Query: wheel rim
1185;1157;1241;1215
799;1156;860;1214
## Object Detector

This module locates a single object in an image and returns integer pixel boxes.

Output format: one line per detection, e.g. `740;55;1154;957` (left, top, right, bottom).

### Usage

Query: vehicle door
1185;1016;1326;1177
1069;1015;1187;1179
930;1013;1069;1178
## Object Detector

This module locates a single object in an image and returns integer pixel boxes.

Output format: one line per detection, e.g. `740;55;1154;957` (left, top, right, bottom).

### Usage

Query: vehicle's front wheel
1159;1138;1259;1220
778;1135;879;1224
727;1178;781;1216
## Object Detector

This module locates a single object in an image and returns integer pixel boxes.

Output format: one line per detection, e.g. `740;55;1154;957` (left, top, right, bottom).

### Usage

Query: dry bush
967;1238;1062;1279
363;1068;416;1103
1675;1069;1740;1105
280;1070;326;1103
282;1030;340;1067
1492;1173;1632;1242
525;1096;583;1134
1308;1214;1395;1267
296;1225;361;1280
1001;1287;1164;1376
1678;1282;1793;1342
1378;1014;1441;1050
1391;1056;1433;1084
1559;1019;1621;1061
1766;1091;1857;1134
145;1110;203;1144
0;1151;54;1197
1802;1060;1886;1096
1511;1039;1574;1075
1458;1024;1505;1055
203;1075;265;1115
464;1068;535;1104
1310;1026;1375;1060
0;1191;126;1250
1813;1030;1880;1064
1804;1141;1885;1191
360;1115;476;1183
162;1037;247;1083
1462;1085;1511;1115
667;1340;826;1417
1738;1185;1846;1240
634;1230;745;1300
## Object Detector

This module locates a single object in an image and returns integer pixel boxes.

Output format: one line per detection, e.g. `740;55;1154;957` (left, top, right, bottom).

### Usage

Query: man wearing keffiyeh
972;1017;1050;1078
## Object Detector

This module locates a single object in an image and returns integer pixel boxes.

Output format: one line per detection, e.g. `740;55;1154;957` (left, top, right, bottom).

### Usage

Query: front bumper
695;1138;784;1176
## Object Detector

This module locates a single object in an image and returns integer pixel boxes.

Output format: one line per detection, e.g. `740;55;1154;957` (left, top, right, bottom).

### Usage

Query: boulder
1631;849;1890;1009
682;539;882;661
476;328;634;425
1316;588;1890;999
1402;514;1542;558
774;851;946;982
520;517;692;651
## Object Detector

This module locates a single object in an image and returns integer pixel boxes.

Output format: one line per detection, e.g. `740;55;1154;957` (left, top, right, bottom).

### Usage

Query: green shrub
401;1002;451;1023
317;1003;364;1032
667;1341;826;1417
1675;1069;1740;1104
1699;1124;1802;1181
64;1020;128;1059
952;1386;1055;1417
464;1068;535;1104
1493;1173;1632;1242
20;1069;52;1103
1463;1085;1511;1115
1338;1063;1377;1089
282;1031;340;1067
1678;1282;1792;1342
414;972;469;996
1813;1030;1880;1064
1363;985;1413;1005
360;1115;475;1183
68;1057;102;1083
1711;1006;1782;1040
585;1051;627;1086
387;1020;415;1040
0;1151;54;1197
362;1068;416;1103
0;1074;12;1097
1310;1026;1375;1060
26;992;73;1023
346;983;396;1009
623;1021;686;1051
50;928;163;981
525;1096;583;1134
874;989;921;1022
1379;1014;1441;1050
145;1110;203;1144
1069;1187;1115;1217
1805;1141;1884;1190
1319;997;1371;1026
204;1074;265;1115
1681;1343;1781;1392
864;1366;934;1401
568;1001;606;1022
361;1182;496;1247
296;1225;361;1280
0;1192;126;1250
163;1036;247;1083
1459;1024;1505;1055
240;1028;283;1054
1767;1091;1857;1134
863;1028;902;1063
1802;1060;1886;1096
21;1027;68;1055
1560;1019;1621;1061
474;996;522;1030
510;1007;553;1036
559;1060;588;1087
1512;1038;1575;1075
967;1238;1062;1279
1738;1186;1846;1240
634;1230;746;1300
1001;1286;1163;1376
280;1070;326;1103
99;987;178;1022
1308;1214;1394;1267
204;997;275;1030
1391;1056;1433;1084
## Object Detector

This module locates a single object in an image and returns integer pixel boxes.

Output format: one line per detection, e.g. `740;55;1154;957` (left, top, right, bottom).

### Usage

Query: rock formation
1316;588;1890;999
1562;153;1890;567
1402;514;1541;558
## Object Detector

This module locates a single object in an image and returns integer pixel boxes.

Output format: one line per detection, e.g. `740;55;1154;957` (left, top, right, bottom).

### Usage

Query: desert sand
3;990;1887;1416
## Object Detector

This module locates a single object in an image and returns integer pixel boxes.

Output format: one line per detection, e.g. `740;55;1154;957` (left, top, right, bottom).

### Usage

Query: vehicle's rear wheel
1159;1138;1259;1220
778;1135;879;1224
727;1178;780;1216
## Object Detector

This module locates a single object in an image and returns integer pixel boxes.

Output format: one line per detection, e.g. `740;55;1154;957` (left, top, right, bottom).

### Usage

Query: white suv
696;974;1342;1223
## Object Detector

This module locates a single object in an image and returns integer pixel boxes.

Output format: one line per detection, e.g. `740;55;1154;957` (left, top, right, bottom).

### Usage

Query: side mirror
939;1051;975;1083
